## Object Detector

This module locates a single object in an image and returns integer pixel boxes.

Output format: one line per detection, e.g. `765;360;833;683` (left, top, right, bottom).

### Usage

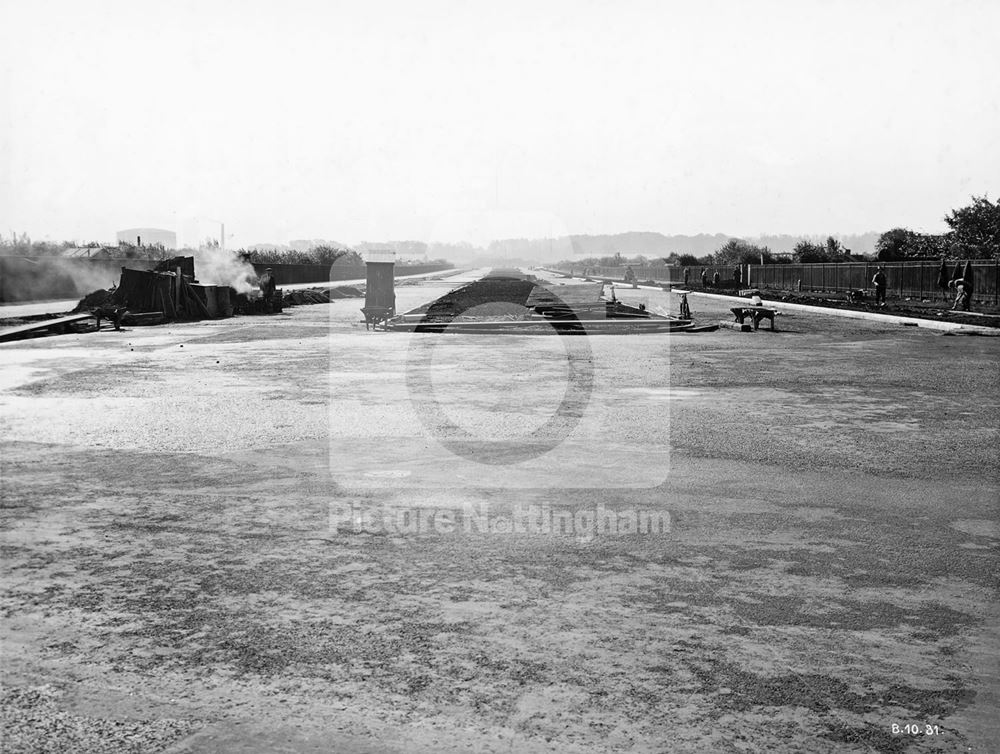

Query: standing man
872;266;887;307
259;267;277;312
700;269;707;288
679;293;691;320
683;267;690;288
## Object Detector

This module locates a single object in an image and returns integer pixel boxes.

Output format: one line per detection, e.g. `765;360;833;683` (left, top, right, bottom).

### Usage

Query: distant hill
243;231;882;265
565;232;731;258
484;231;881;263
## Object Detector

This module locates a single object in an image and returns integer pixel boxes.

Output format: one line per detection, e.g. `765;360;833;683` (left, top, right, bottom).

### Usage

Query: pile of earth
282;285;363;306
72;288;115;312
405;278;537;321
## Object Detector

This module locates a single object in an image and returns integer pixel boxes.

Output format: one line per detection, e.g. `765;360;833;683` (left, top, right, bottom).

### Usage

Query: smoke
0;256;133;303
192;246;257;294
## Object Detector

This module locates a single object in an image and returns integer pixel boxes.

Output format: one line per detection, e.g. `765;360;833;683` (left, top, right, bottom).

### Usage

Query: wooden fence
555;261;999;306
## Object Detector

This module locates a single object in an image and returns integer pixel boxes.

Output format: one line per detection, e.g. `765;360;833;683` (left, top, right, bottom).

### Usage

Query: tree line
0;236;442;266
562;195;999;268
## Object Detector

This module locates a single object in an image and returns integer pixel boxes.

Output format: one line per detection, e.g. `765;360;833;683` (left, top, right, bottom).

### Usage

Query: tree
792;240;826;263
875;228;947;261
332;250;364;266
824;236;846;260
713;239;774;265
944;195;1000;259
312;245;350;265
875;228;916;261
792;237;851;263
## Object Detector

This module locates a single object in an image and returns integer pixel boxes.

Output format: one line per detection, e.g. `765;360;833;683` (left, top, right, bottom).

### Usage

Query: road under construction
1;264;998;753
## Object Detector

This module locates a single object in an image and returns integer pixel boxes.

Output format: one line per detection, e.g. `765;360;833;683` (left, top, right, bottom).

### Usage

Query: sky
1;0;998;248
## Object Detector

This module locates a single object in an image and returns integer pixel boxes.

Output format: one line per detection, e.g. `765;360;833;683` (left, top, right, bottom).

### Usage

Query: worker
872;266;887;307
679;293;691;320
950;278;972;311
258;267;277;311
700;269;707;288
92;304;127;331
683;268;690;287
259;268;276;297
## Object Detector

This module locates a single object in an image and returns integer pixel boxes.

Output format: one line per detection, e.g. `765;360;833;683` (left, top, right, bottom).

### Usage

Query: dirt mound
281;286;364;307
408;278;537;320
72;288;115;312
283;289;332;306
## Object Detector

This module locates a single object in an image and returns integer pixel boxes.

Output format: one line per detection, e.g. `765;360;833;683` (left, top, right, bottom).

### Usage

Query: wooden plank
0;313;94;342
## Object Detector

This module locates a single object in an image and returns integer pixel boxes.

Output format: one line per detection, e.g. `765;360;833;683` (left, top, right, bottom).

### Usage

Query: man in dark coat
258;268;278;313
872;267;887;307
259;268;276;297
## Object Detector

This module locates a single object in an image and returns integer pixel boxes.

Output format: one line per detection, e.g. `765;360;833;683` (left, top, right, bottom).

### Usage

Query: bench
730;306;777;331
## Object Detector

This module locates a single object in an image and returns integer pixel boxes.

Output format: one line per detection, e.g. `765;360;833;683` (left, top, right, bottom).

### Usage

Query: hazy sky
1;0;997;247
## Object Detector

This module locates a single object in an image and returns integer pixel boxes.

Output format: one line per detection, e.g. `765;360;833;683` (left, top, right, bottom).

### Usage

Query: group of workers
676;263;975;312
871;266;974;311
684;267;741;289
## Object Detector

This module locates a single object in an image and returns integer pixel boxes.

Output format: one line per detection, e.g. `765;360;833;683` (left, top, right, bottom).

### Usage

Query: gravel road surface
2;274;997;752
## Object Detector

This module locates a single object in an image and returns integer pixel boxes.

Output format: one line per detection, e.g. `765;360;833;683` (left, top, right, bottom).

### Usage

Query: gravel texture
1;273;997;753
0;685;199;754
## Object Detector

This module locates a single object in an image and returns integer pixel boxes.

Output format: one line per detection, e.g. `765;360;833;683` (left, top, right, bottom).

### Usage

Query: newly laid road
2;273;997;752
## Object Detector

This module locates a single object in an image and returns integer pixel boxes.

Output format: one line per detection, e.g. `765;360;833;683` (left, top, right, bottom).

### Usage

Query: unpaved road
1;276;998;752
